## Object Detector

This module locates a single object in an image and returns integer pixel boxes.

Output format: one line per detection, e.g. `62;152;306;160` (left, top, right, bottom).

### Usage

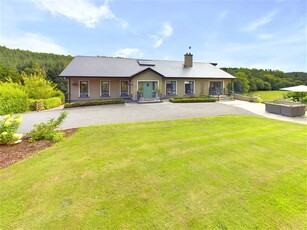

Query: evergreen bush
0;82;28;115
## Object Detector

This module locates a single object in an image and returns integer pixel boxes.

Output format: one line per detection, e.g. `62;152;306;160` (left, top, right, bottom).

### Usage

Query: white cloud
114;48;143;58
244;10;279;32
0;33;68;55
31;0;128;28
150;22;173;48
160;22;173;37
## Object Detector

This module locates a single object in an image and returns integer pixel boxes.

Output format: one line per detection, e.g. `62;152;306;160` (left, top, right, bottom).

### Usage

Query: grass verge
0;116;306;229
249;90;286;102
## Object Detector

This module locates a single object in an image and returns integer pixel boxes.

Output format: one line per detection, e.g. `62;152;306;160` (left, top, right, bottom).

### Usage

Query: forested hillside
222;67;307;93
0;46;306;95
0;46;73;92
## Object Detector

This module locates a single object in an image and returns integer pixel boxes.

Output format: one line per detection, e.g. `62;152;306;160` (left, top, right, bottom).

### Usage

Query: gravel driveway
17;101;254;134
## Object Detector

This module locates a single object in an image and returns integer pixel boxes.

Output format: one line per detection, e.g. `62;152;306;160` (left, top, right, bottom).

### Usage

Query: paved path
17;101;254;134
16;100;306;134
219;100;307;125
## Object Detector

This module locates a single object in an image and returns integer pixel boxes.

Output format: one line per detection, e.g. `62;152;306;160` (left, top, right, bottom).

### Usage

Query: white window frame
120;80;129;97
79;80;90;98
100;80;110;97
165;80;177;96
184;80;195;95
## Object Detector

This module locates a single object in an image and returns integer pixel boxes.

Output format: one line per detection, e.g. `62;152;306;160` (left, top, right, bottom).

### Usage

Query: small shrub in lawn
64;99;125;108
28;111;67;142
169;97;217;103
0;114;23;145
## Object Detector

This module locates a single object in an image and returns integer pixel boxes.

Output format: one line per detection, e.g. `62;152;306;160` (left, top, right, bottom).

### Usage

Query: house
60;53;235;102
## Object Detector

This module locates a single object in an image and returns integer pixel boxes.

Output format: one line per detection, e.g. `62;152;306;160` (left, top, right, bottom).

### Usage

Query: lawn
249;90;287;102
0;116;306;229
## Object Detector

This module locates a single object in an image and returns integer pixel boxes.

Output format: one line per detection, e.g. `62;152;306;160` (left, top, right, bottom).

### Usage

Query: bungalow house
60;53;235;102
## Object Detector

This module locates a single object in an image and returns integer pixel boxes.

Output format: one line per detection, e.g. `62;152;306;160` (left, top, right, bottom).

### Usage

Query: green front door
143;82;154;99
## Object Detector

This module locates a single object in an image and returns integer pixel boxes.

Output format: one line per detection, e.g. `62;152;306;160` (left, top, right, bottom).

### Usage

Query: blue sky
0;0;306;72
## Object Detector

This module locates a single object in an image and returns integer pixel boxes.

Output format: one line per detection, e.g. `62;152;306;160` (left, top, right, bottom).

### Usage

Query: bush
64;99;125;108
0;82;28;115
52;90;65;103
169;97;217;103
44;97;62;109
0;114;23;145
28;112;67;142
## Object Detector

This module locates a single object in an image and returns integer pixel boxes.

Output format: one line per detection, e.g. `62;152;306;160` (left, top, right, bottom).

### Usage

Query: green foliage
0;46;73;93
284;92;307;103
234;72;250;93
52;89;65;103
43;97;62;109
169;97;217;103
0;82;28;115
0;114;23;145
28;112;67;142
64;99;125;108
23;73;58;99
222;67;307;92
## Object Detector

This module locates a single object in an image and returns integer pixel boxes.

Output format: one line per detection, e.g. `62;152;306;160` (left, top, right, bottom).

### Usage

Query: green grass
0;116;306;229
249;90;286;102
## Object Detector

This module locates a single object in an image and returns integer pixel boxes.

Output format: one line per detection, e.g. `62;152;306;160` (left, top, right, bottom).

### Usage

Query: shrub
44;97;62;109
169;97;217;103
0;82;28;115
0;114;23;145
52;90;65;103
28;112;67;142
64;99;125;108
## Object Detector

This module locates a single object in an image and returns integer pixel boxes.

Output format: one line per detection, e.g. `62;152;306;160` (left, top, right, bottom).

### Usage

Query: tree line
222;67;307;94
0;46;306;95
0;46;73;93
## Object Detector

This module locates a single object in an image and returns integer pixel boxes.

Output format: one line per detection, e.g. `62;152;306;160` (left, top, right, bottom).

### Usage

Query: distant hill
0;46;306;94
0;46;73;92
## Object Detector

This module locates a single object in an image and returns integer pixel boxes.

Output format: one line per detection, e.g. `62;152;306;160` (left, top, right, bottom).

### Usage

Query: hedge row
27;97;62;111
169;97;217;103
0;84;28;115
64;99;125;108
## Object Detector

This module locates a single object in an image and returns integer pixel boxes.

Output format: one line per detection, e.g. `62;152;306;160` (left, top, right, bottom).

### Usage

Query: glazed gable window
101;81;110;97
80;81;89;97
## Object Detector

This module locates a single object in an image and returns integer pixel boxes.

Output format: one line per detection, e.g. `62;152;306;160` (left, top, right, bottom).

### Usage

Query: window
80;81;89;97
184;81;194;95
101;81;110;97
121;81;129;96
166;81;176;96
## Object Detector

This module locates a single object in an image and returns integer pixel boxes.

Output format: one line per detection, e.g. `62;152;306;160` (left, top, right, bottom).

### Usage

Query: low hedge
44;97;62;109
28;97;62;111
64;99;125;108
0;83;28;115
169;97;217;103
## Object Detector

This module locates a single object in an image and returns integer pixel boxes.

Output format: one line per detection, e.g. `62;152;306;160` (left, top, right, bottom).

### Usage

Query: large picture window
101;81;110;97
166;81;176;96
80;81;89;98
184;81;194;95
121;81;129;96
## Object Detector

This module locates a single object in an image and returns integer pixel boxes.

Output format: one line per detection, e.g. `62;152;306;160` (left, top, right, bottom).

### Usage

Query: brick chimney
184;53;193;67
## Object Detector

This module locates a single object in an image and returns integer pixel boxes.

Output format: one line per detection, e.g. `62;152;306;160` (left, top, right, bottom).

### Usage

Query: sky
0;0;306;72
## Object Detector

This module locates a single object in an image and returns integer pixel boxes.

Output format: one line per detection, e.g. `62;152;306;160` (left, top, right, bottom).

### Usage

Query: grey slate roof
60;56;235;79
